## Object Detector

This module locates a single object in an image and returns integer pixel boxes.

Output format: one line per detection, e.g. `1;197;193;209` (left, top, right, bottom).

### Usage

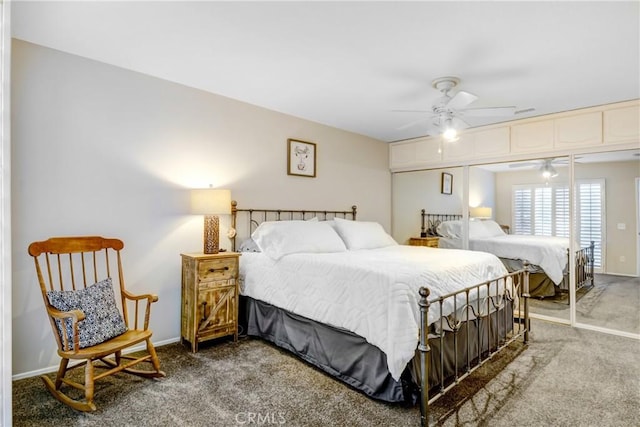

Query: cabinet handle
208;266;229;273
201;301;207;321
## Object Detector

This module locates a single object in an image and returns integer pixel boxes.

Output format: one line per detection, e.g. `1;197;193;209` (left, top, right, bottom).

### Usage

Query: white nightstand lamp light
470;206;492;219
191;188;231;254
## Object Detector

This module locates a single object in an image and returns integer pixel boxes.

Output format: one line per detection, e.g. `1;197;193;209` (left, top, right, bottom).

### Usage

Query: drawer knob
208;266;229;273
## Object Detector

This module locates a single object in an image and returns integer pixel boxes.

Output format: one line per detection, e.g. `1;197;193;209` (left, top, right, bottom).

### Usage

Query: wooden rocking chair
28;236;166;411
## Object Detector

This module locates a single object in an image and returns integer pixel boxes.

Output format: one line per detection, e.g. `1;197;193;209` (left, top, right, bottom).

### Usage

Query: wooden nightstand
409;236;439;248
180;252;240;352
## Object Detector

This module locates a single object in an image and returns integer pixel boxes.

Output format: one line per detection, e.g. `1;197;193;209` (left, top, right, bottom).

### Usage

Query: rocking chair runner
28;236;165;411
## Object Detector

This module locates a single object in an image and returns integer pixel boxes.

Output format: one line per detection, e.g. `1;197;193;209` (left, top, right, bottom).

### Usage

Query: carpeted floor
528;274;640;334
13;319;640;427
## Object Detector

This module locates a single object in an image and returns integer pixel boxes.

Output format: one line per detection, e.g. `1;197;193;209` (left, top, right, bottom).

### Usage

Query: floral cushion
47;278;128;349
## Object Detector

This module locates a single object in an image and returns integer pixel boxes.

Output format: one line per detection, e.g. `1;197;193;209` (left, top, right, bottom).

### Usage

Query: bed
420;211;594;299
230;202;530;426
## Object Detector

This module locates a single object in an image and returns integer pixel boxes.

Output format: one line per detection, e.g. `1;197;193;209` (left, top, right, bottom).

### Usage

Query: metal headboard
231;200;357;251
420;209;463;237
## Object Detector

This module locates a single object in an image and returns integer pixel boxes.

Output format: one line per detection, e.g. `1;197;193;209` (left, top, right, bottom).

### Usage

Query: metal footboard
558;241;595;302
575;241;595;292
417;268;530;426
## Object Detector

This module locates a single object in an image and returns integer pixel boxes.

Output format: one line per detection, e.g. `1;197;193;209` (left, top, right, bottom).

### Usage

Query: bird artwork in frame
287;139;316;178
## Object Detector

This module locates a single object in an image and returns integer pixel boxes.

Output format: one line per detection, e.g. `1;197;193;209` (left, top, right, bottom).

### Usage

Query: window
512;180;604;269
513;184;570;237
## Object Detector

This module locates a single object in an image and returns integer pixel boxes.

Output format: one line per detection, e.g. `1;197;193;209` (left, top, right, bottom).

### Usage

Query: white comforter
440;235;568;285
239;245;509;381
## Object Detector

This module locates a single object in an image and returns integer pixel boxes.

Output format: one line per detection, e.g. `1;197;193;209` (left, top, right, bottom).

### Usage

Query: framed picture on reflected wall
287;139;316;178
441;172;453;195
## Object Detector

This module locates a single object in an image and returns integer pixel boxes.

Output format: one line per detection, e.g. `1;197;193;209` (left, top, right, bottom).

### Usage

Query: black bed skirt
241;295;413;403
241;296;514;405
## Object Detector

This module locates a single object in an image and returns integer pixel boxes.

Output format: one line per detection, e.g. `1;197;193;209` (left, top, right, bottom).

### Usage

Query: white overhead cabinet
389;136;441;170
511;112;602;153
510;120;554;154
553;111;602;149
603;104;640;144
389;100;639;171
443;126;510;161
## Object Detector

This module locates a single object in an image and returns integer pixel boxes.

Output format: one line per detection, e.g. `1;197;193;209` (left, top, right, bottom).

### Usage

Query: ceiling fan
395;76;535;141
508;158;568;178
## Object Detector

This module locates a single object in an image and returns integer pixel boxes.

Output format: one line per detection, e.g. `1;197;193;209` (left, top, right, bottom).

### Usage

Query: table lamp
191;188;231;254
470;206;492;219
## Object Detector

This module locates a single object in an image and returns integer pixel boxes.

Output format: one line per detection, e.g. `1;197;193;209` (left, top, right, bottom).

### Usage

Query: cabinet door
390;137;441;170
389;142;416;169
442;133;473;161
554;112;602;148
511;120;554;153
474;127;510;158
197;283;236;339
604;104;640;144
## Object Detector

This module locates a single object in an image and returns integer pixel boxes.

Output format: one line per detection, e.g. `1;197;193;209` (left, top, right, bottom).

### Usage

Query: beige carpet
13;319;640;427
528;274;639;334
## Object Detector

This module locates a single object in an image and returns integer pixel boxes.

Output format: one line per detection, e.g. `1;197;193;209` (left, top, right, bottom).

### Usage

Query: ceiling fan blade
446;90;478;110
396;116;430;130
508;162;538;168
451;116;470;129
391;109;432;113
459;106;516;117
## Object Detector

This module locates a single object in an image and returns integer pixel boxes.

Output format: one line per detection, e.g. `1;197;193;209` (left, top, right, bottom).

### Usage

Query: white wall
576;161;638;275
1;1;12;424
391;168;464;244
11;39;391;377
391;166;495;244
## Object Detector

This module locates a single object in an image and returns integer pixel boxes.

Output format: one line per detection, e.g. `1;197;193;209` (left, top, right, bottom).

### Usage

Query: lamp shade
190;189;231;215
470;206;492;219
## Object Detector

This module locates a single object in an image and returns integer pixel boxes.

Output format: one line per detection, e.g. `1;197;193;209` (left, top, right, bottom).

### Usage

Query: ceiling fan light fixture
540;161;558;179
442;118;459;142
443;127;459;142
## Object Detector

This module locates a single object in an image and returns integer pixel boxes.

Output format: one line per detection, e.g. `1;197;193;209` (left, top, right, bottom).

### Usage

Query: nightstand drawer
197;258;237;282
409;237;439;248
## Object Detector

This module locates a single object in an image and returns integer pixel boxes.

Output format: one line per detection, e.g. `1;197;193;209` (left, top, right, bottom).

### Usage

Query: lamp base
203;215;220;254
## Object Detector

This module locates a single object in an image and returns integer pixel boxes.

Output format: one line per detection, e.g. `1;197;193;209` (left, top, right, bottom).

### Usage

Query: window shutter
577;181;603;269
554;187;570;238
513;188;532;235
512;180;604;271
534;187;553;236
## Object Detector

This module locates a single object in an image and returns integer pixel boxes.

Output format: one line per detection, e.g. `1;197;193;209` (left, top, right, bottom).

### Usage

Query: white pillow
251;220;346;260
482;220;506;237
469;220;493;239
332;217;397;250
436;220;463;238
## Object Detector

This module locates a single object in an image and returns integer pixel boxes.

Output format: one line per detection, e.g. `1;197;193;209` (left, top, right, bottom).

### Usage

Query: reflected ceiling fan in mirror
508;158;569;179
395;76;535;141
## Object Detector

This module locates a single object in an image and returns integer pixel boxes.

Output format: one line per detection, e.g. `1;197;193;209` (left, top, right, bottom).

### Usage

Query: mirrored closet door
470;157;573;323
573;149;640;335
392;167;465;246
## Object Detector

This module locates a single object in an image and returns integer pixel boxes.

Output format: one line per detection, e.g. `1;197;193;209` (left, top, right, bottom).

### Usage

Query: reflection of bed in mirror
421;210;594;299
231;202;531;426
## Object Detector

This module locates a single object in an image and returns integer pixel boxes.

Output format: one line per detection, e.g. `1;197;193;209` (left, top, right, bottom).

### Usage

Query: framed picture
441;172;453;195
287;139;316;177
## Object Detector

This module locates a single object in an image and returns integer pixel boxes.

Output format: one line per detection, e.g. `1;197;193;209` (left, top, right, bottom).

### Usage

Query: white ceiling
11;1;640;142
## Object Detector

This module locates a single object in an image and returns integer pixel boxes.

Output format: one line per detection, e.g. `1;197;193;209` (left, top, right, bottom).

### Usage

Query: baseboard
599;272;638;278
12;336;181;381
